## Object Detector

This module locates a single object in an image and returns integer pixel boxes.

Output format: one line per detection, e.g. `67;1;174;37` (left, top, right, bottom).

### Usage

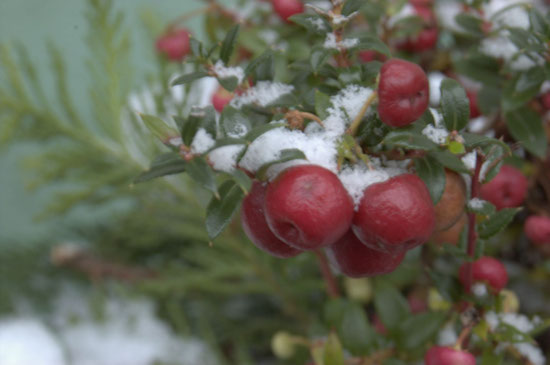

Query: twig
465;151;484;292
347;92;377;136
314;250;340;298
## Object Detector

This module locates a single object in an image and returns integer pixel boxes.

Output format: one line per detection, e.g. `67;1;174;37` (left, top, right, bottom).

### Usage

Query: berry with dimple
265;165;354;250
525;215;550;246
458;256;508;294
241;181;302;258
480;165;527;210
327;230;405;277
434;170;467;232
431;213;467;246
377;59;430;127
155;28;191;61
353;174;435;254
212;87;234;112
425;346;476;365
271;0;304;22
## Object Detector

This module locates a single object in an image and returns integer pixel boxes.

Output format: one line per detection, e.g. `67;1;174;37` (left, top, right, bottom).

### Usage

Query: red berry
458;256;508;293
480;165;527;210
271;0;304;22
327;230;405;277
155;28;191;61
358;50;387;63
407;293;428;313
425;346;476;365
241;182;302;258
525;215;550;245
265;165;354;250
377;59;430;127
212;87;234;112
467;90;481;118
352;174;435;254
396;5;438;52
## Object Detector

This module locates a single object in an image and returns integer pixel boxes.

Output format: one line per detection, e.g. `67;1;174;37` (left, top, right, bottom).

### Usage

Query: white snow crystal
483;0;530;30
191;128;216;153
213;60;245;84
338;164;404;207
331;12;358;25
472;283;489;297
208;144;245;172
308;17;327;31
468;198;486;209
0;318;66;365
437;323;458;346
230;81;294;109
428;72;446;106
480;33;544;71
388;3;416;28
422;124;449;144
323;33;359;49
435;1;465;33
514;343;546;365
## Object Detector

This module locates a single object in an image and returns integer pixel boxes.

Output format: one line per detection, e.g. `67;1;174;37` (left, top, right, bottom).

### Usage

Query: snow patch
323;33;359;49
213;60;245;84
230;81;294;109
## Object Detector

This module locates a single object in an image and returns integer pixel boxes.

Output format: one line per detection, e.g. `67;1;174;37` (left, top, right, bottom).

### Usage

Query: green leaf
134;153;186;183
505;107;547;158
181;112;203;146
338;303;376;356
440;79;470;131
462;133;510;151
244;122;286;143
244;50;274;78
529;8;550;36
324;298;349;328
342;0;364;16
315;90;332;120
266;93;299;108
189;37;203;57
323;333;345;365
453;53;501;87
478;208;521;239
396;312;446;350
171;70;209;86
206;137;247;153
289;14;331;34
357;34;391;57
256;149;307;180
139;113;179;143
481;348;503;365
311;46;333;72
467;199;496;216
373;284;410;331
429;150;470;174
415;156;446;204
185;157;218;197
383;130;437;151
205;180;245;239
227;169;252;193
217;76;239;92
429;270;462;302
455;14;484;37
502;68;545;111
477;85;502;115
219;24;240;64
221;106;252;138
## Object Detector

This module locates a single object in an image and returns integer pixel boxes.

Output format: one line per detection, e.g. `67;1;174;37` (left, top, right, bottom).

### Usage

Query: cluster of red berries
396;0;439;53
241;164;436;277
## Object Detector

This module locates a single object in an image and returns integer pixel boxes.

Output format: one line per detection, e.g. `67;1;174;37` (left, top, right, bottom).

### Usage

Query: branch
314;250;340;298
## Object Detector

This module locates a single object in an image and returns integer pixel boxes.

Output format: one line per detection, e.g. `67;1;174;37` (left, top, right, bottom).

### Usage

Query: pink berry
212;87;234;112
352;174;435;254
459;256;508;293
265;165;354;250
271;0;304;22
480;165;528;210
525;215;550;245
377;59;430;127
327;230;405;277
155;28;191;61
425;346;476;365
241;181;302;258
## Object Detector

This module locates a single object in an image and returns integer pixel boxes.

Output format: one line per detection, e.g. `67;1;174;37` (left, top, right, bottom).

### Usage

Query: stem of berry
465;151;484;292
347;92;377;136
314;250;340;298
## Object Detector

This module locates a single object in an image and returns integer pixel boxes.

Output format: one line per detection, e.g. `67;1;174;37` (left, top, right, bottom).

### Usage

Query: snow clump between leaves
205;84;407;205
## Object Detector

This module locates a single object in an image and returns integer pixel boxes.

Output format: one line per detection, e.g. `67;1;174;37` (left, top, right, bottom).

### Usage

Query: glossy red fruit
271;0;304;22
425;346;476;365
353;174;435;254
265;165;354;250
155;28;191;61
525;215;550;245
327;230;405;277
459;256;508;293
241;182;302;258
480;165;528;210
212;87;234;112
467;90;481;118
377;59;430;127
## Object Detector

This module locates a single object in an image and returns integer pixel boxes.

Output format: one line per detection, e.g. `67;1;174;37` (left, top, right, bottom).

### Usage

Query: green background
0;0;201;244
